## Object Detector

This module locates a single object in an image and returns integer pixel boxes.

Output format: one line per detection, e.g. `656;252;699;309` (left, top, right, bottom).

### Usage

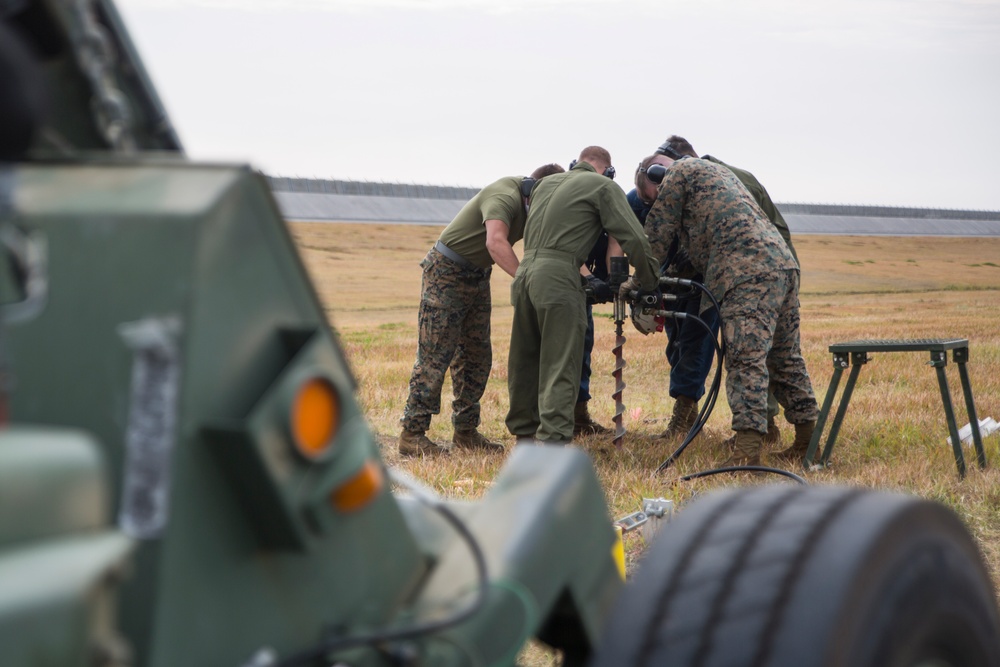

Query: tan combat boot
721;430;763;467
453;428;505;453
764;416;781;445
398;429;450;457
573;401;612;437
772;420;816;465
655;396;698;441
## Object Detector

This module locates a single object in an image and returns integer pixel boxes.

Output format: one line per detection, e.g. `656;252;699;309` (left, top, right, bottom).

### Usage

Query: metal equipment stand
805;338;987;478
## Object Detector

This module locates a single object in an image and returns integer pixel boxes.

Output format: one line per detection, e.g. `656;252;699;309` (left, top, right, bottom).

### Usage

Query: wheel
590;485;1000;667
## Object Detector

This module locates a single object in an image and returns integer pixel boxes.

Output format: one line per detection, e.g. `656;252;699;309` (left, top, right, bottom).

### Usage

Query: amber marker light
291;376;339;460
331;460;384;513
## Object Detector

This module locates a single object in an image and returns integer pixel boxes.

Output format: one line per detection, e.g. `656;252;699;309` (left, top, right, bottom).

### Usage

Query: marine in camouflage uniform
506;149;660;444
701;154;797;445
644;157;819;466
400;173;556;456
646;138;800;446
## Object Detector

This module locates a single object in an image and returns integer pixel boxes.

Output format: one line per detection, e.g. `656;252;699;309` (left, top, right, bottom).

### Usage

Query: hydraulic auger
608;265;724;458
609;257;631;447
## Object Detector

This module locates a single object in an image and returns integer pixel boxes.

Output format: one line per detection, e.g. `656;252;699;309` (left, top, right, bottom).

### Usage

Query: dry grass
291;222;1000;658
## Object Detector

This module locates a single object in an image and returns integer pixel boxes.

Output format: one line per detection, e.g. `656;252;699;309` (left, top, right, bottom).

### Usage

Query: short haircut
578;145;612;165
531;163;565;180
662;135;698;158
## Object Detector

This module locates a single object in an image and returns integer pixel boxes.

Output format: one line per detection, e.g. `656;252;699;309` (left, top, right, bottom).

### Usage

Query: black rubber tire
590;485;1000;667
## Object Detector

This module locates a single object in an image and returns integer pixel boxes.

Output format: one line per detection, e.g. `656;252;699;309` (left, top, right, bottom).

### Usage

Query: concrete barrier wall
273;191;467;225
782;214;1000;237
269;176;1000;236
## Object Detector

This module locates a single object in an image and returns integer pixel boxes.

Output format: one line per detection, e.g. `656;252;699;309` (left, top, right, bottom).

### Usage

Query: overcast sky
115;0;1000;210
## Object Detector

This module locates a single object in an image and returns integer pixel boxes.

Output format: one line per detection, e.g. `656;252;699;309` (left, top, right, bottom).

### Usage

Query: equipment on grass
1;3;998;666
613;265;724;459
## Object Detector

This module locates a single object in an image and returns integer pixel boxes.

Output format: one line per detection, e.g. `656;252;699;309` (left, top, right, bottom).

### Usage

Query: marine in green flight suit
506;147;660;443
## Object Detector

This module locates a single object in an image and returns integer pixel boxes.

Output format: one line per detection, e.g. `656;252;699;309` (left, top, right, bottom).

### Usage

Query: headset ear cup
520;177;536;199
645;164;668;184
569;159;614;179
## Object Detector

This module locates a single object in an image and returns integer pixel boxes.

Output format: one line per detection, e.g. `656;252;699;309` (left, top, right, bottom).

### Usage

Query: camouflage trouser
401;248;492;433
721;269;819;434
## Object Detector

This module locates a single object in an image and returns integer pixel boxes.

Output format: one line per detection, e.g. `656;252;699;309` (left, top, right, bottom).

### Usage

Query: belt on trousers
522;248;578;265
433;240;479;270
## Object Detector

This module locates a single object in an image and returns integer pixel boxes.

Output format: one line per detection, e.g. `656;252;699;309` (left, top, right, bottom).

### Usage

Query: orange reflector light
291;377;339;460
331;460;384;513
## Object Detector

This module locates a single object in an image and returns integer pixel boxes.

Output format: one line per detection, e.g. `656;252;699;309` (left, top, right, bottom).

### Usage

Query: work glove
583;274;614;304
618;275;640;299
664;246;698;280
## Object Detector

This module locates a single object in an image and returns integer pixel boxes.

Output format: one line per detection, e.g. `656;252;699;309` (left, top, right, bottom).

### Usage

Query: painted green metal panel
407;445;623;665
2;4;627;664
0;532;132;667
7;160;427;666
0;427;106;548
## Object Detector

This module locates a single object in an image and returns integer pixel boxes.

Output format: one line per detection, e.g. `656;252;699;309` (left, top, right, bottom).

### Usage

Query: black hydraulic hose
653;311;722;473
655;277;726;473
679;465;808;485
275;497;489;667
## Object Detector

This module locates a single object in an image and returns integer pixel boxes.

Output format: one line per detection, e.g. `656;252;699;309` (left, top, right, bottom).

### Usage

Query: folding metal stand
804;338;987;478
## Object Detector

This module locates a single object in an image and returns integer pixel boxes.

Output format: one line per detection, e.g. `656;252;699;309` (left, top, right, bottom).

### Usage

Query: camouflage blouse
645;158;797;309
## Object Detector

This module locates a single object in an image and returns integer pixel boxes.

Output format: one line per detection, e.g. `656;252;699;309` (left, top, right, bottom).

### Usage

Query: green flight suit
506;162;660;442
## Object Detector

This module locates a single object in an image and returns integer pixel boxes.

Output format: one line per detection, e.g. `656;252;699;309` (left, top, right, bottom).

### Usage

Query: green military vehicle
0;2;998;666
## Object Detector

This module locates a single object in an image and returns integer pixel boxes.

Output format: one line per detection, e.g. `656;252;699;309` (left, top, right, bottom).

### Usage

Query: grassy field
291;222;1000;652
